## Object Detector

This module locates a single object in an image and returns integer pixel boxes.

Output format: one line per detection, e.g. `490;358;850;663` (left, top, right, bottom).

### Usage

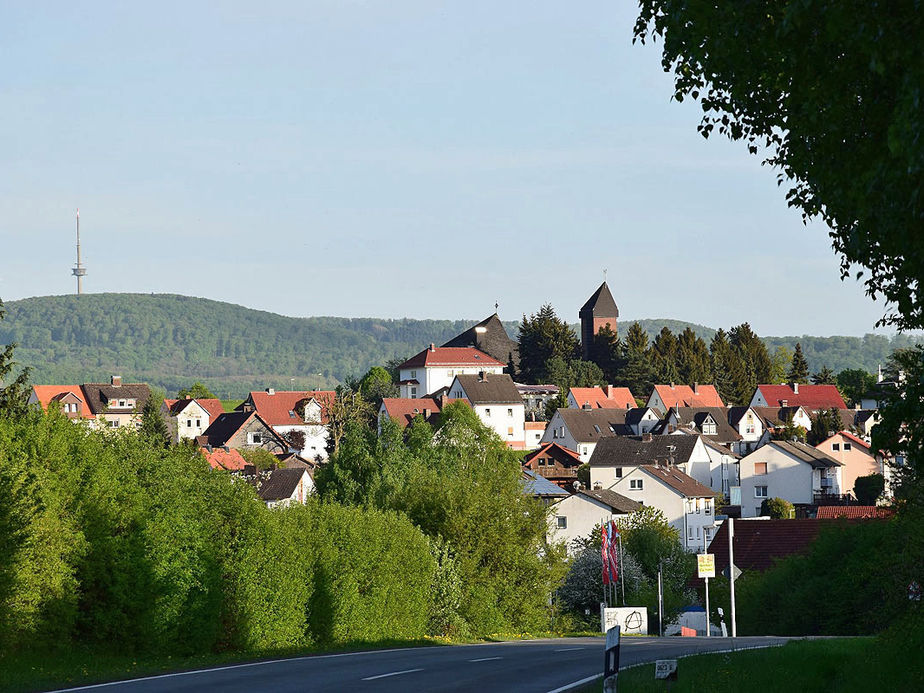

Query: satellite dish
573;480;582;491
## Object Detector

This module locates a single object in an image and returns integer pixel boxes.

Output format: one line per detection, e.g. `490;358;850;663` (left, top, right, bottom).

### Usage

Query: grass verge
610;636;922;692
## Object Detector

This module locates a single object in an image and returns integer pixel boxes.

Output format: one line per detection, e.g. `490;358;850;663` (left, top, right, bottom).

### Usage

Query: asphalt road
53;636;793;693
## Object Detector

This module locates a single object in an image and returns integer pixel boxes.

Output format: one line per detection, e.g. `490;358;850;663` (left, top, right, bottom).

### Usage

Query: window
411;387;417;397
832;443;840;451
702;422;717;435
447;370;454;376
582;446;588;456
249;432;263;445
844;443;852;451
746;424;756;434
754;462;768;475
537;459;546;467
755;485;768;498
108;419;120;428
485;408;491;417
705;500;712;515
507;427;514;437
556;516;567;529
507;408;513;417
614;467;623;478
410;370;417;378
118;400;126;408
695;499;701;513
195;419;201;428
187;420;193;428
688;526;695;541
594;424;601;434
630;479;643;490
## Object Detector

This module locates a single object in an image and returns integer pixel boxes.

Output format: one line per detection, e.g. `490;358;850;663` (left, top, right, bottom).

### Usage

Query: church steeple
579;281;619;359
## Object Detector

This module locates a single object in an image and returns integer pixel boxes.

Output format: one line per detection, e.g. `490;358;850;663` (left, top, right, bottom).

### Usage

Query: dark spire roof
579;282;619;318
442;313;519;369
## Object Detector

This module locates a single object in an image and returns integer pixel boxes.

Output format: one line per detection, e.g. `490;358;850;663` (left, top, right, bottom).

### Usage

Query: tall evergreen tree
517;304;580;383
729;323;772;404
615;322;654;396
589;324;622;383
139;391;170;448
676;327;711;385
787;343;810;383
0;299;31;419
709;329;740;405
651;327;680;384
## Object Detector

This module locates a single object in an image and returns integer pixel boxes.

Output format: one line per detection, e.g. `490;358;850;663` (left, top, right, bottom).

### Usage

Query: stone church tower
580;282;619;360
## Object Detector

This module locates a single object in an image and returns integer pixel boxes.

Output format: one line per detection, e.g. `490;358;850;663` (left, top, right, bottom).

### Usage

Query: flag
607;522;620;584
601;524;611;585
602;522;619;585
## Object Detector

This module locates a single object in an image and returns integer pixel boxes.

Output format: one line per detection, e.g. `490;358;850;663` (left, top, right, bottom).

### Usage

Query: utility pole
703;531;710;638
657;561;664;637
72;209;87;294
729;517;737;638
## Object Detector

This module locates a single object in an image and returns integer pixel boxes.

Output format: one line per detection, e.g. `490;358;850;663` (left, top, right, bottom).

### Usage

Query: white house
588;433;715;494
448;372;526;449
751;405;814;439
612;464;718;551
727;406;766;454
737;440;843;518
548;488;641;554
162;398;226;444
239;389;334;462
397;345;505;399
256;467;314;509
540;408;636;462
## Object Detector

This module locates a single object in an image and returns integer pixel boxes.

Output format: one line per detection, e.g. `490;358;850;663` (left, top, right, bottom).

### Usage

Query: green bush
760;497;795;519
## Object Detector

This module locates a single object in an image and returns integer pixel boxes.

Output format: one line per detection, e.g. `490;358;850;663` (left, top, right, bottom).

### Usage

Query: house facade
397;345;505;398
163;398;226;443
239;389;335;461
738;440;843;518
200;411;289;453
448;373;525;448
611;465;717;551
588;433;715;494
540;408;635;462
548;488;640;553
816;431;881;499
30;377;151;429
522;442;584;489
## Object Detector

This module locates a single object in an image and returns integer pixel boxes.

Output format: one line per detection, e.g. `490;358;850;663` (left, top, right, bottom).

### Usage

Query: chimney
429;343;435;351
642;432;653;443
582;403;592;410
111;375;122;387
439;394;448;409
423;408;431;419
593;481;603;490
266;388;275;395
781;399;788;407
479;370;486;382
605;385;614;398
792;382;800;394
670;382;675;389
693;382;699;394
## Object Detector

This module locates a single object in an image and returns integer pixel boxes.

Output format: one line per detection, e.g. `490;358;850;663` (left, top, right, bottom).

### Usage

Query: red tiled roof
570;386;636;409
398;346;505;370
200;446;247;471
523;442;582;467
835;430;871;450
245;390;335;426
381;398;443;428
30;385;95;419
164;398;226;420
755;384;847;410
652;384;724;408
815;505;894;519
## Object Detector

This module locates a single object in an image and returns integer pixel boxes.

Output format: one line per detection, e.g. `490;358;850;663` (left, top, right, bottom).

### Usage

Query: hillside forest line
0;293;919;399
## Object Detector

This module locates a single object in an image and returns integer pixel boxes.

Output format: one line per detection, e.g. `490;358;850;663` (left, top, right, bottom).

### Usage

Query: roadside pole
703;533;710;638
728;517;737;638
657;562;664;637
603;625;620;693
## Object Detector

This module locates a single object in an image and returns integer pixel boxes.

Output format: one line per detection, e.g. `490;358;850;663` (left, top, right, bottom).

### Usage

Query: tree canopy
634;1;924;330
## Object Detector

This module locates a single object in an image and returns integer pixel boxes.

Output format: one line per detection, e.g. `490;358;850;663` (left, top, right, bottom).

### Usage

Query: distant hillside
0;294;918;397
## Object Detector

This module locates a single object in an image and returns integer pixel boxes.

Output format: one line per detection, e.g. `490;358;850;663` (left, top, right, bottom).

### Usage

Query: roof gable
398;346;506;370
569;386;636;409
589;434;701;468
523;442;583;468
244;390;335;426
755;384;847;410
637;464;714;497
579;488;641;513
769;440;842;468
453;373;521;404
579;282;619;318
651;384;724;408
554;408;634;442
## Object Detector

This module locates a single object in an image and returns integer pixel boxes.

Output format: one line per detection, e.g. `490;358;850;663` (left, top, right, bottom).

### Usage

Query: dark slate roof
707;519;841;575
625;407;660;426
257;468;308;501
654;407;742;442
521;469;570;498
588;434;700;468
579;488;641;514
753;406;804;427
455;373;522;404
771;440;842;469
200;411;254;446
554;408;634;442
855;409;878;424
579;282;619;318
443;313;519;369
639;464;715;498
727;406;752;428
836;409;860;430
81;382;152;414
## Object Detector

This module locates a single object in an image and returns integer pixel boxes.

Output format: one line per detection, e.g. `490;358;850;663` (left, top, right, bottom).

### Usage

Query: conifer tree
517;304;580;383
709;329;740;405
616;322;654;396
0;299;30;419
787;343;810;383
811;365;836;385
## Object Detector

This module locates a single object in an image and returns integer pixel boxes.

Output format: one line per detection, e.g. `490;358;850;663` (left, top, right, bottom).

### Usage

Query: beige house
162;398;226;443
816;431;881;499
29;376;151;430
548;488;640;554
738;440;843;518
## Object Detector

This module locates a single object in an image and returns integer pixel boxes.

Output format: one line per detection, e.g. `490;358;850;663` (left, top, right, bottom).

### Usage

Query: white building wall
472;403;525;447
738;445;815;518
400;364;504;399
272;423;329;462
548;495;622;554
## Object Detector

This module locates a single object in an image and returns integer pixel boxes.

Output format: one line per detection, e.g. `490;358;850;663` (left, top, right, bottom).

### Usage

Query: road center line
468;656;503;662
361;668;423;681
554;647;585;652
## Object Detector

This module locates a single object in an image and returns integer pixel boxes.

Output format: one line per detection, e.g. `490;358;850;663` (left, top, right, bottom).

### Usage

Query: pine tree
811;365;836;385
651;327;680;384
139;392;170;447
0;299;31;419
709;329;740;405
677;327;711;384
729;323;773;404
589;324;622;383
787;343;810;383
616;322;654;396
517;304;580;383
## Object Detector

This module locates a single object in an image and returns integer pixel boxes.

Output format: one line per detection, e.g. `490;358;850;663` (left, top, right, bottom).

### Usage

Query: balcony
534;467;577;479
813;492;852;505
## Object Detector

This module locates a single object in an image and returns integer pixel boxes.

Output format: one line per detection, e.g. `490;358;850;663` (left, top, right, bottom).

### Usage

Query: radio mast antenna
71;209;87;294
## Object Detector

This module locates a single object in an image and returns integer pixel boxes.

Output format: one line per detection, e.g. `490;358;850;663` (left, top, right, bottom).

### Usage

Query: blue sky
0;1;894;336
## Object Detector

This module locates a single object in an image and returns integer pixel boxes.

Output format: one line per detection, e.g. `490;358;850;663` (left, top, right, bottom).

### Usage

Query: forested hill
0;294;919;398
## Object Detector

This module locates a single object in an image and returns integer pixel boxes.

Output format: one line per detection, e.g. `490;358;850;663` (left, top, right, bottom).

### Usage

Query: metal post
657;563;664;637
729;517;737;638
703;531;710;638
619;531;626;606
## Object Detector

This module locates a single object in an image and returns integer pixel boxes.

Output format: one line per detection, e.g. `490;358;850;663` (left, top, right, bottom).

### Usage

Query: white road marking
361;668;424;681
468;656;503;662
554;647;585;652
545;673;602;693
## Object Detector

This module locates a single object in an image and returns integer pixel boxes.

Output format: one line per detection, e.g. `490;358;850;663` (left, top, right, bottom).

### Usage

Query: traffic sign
655;659;678;681
722;564;743;580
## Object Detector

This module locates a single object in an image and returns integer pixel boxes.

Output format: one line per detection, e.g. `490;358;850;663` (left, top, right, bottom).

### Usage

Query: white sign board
655;659;678;680
697;553;715;579
601;606;648;635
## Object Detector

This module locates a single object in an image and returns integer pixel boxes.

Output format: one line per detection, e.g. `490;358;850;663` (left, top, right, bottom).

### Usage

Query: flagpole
618;531;625;606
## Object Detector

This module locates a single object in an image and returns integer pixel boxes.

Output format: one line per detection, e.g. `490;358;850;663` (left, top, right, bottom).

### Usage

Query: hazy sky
0;2;895;336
